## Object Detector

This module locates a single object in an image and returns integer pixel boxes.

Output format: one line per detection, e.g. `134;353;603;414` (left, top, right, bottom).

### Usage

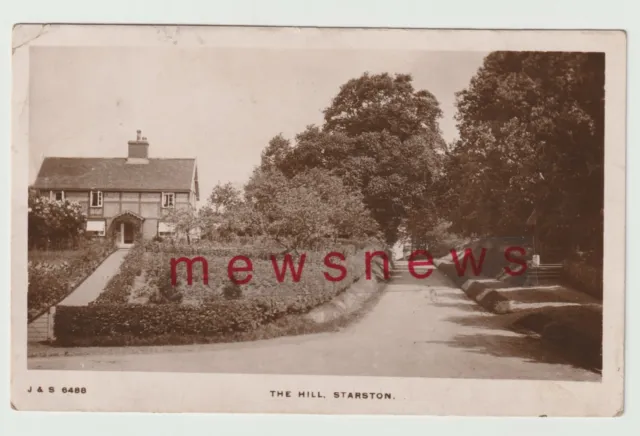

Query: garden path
57;248;130;306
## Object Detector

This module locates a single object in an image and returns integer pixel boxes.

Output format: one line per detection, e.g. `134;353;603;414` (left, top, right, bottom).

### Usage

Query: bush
222;282;243;300
148;266;184;304
28;190;87;250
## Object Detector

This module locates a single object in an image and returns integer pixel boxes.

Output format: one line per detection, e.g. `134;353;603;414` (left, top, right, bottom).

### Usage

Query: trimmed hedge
54;246;391;346
55;300;271;344
54;281;383;347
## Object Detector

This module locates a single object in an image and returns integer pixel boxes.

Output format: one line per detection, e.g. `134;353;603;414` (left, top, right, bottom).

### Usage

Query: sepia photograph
11;25;626;415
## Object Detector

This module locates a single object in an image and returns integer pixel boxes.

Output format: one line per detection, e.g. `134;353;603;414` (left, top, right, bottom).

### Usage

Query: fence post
47;306;56;342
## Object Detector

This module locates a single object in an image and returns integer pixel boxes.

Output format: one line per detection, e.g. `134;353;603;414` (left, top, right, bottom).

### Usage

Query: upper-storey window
90;191;103;207
50;190;65;201
162;192;175;208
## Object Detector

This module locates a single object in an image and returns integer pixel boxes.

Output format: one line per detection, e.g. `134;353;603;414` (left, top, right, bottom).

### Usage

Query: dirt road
28;262;599;381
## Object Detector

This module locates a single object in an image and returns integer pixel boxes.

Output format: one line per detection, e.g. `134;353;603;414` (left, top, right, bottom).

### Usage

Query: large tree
323;72;443;141
259;73;446;243
249;73;446;244
445;51;605;261
266;127;443;243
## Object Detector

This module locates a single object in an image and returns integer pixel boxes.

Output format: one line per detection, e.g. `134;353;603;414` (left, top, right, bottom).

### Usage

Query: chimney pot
136;129;142;141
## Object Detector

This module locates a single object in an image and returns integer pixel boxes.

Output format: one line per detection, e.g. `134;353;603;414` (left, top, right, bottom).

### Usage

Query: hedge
54;246;391;346
55;300;271;343
54;278;384;346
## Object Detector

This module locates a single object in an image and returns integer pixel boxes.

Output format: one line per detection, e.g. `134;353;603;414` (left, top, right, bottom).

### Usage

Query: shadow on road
423;308;601;374
418;332;583;369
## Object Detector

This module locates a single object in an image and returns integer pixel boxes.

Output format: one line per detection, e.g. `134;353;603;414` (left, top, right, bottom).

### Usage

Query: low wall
435;260;512;314
304;261;389;324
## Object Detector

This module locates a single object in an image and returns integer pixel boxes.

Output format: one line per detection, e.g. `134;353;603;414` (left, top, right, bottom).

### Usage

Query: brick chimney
127;129;149;164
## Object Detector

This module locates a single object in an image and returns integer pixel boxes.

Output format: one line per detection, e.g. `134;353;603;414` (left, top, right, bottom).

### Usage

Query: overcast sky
29;47;488;201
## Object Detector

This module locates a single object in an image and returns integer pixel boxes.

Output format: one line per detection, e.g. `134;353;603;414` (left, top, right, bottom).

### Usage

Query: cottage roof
33;157;199;199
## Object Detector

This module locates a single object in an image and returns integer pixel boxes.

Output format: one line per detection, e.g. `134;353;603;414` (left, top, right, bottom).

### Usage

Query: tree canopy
258;72;446;243
199;57;604;263
323;72;443;141
441;51;605;261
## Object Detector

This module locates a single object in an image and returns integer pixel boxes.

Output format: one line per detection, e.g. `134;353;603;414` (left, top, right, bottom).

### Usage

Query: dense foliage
162;207;203;244
322;72;442;141
248;73;447;244
440;52;605;263
197;167;380;250
28;190;87;249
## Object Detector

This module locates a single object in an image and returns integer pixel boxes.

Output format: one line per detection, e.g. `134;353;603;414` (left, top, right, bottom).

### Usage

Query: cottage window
90;191;103;207
162;192;175;208
50;190;65;201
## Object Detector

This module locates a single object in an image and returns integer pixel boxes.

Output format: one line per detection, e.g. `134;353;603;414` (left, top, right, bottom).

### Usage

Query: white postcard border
10;25;626;416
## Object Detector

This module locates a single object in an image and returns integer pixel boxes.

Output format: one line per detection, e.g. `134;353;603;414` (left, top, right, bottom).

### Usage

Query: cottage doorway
109;210;145;248
122;222;135;244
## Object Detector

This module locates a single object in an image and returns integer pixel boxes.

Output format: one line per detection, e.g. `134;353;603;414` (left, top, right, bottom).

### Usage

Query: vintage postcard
11;25;626;416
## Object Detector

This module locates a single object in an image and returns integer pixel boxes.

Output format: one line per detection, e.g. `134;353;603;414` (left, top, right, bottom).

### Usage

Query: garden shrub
28;190;86;250
222;282;243;300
